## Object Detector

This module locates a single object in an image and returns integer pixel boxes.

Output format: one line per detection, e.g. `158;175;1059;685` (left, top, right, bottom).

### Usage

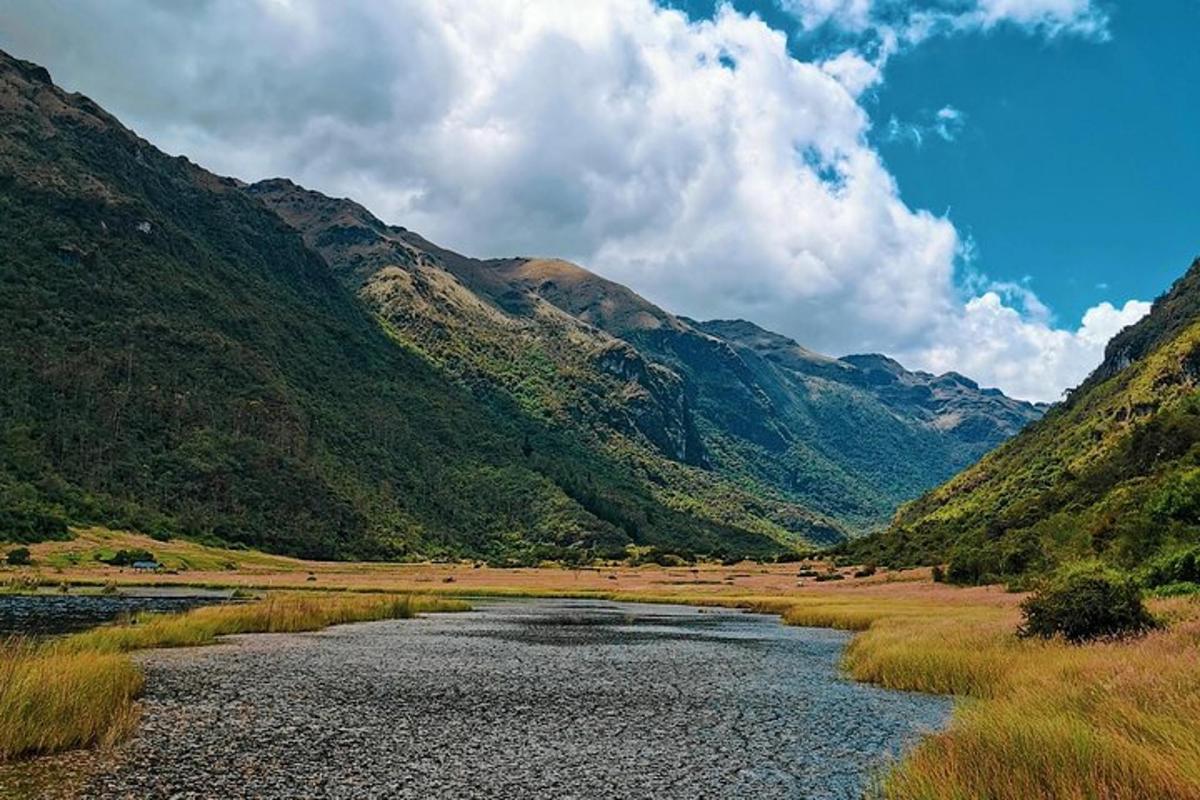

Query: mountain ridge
1;49;1041;561
248;176;1044;533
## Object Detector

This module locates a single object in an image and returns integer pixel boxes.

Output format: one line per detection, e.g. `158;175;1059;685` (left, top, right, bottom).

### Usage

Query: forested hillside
845;257;1200;582
0;51;792;561
250;180;1042;535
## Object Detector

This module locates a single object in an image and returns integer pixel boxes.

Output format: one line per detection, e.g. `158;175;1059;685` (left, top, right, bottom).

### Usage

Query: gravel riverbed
16;599;950;799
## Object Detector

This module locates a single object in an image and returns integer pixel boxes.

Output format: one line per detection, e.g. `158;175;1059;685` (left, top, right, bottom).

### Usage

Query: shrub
1142;544;1200;588
5;548;31;567
853;563;877;579
931;564;945;583
1019;563;1157;643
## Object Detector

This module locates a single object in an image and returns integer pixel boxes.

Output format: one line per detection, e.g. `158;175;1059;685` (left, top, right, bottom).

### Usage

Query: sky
1;0;1195;402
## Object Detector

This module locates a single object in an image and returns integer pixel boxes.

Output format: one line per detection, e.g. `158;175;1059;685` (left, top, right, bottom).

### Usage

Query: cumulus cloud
905;296;1152;402
0;0;1138;401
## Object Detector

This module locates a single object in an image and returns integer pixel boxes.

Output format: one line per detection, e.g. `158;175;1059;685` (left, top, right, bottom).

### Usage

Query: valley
1;14;1199;800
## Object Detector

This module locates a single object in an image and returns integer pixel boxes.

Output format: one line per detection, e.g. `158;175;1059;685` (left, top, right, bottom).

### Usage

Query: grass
0;593;468;762
585;587;1200;798
0;642;142;761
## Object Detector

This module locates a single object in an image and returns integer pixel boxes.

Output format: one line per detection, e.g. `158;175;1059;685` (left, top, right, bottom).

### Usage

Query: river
14;598;950;799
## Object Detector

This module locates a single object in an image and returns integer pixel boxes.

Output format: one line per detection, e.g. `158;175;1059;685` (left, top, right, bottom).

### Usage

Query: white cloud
781;0;1109;90
885;104;966;146
965;0;1110;37
778;0;874;31
779;0;1109;39
903;297;1151;402
0;0;1136;402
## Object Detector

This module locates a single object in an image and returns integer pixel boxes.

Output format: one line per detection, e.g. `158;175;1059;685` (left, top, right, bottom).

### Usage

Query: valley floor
6;600;948;800
3;528;1200;799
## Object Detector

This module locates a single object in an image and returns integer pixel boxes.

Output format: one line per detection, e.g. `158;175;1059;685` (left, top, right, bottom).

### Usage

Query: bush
931;564;945;583
1142;544;1200;588
0;504;69;544
1019;563;1156;643
853;563;877;579
5;548;31;566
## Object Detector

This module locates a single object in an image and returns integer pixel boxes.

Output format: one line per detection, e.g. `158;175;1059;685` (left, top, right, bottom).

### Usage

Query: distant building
131;561;162;571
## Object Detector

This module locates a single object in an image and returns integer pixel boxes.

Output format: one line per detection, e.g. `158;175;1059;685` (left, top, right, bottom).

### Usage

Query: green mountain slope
246;179;847;548
0;51;792;561
248;179;1042;534
845;257;1200;581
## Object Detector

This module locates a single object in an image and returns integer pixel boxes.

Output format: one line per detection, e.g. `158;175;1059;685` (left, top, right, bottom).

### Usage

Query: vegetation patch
1018;563;1157;643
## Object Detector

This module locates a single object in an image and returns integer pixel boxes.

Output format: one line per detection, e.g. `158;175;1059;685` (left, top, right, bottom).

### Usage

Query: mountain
247;179;1042;534
0;51;798;561
0;50;1040;562
844;257;1200;581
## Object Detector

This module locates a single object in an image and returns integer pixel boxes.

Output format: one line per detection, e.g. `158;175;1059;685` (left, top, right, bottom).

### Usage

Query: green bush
1142;544;1200;588
5;547;31;566
1019;563;1156;643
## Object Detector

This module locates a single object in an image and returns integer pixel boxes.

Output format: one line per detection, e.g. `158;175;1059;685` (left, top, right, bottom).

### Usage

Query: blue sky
672;0;1199;324
2;0;1190;400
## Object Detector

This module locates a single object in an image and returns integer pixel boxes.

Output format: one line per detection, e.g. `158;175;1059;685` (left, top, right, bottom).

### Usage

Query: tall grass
0;642;141;761
0;593;468;763
62;593;468;654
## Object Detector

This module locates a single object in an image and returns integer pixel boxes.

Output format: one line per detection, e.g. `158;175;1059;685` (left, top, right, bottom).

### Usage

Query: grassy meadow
3;529;1200;798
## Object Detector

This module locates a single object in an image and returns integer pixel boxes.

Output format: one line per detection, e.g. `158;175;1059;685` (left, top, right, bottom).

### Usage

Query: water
0;589;234;636
33;598;951;799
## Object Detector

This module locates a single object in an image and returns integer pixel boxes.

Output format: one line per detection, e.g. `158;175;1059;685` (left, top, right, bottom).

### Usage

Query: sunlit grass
0;593;468;763
0;641;141;761
62;593;468;654
4;549;1198;799
598;586;1200;799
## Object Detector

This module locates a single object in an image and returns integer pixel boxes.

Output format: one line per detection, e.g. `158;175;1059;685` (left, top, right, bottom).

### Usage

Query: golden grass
589;587;1200;798
0;642;141;761
0;593;468;763
62;593;468;654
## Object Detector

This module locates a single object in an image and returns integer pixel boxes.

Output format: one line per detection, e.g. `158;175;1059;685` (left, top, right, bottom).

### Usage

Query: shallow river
17;599;950;799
